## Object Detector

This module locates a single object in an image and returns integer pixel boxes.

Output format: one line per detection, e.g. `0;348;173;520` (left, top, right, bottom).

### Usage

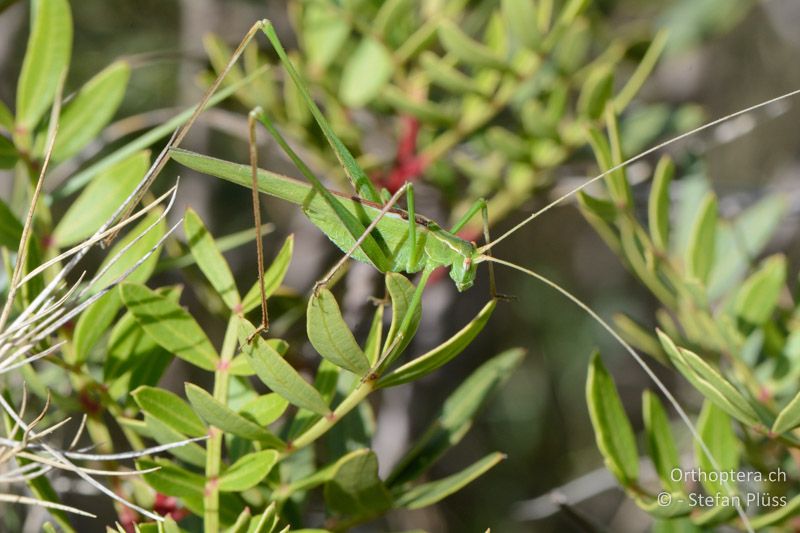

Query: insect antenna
479;255;754;532
479;87;800;254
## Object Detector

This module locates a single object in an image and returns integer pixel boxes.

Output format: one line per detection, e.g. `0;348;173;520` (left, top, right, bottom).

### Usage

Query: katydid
154;20;800;531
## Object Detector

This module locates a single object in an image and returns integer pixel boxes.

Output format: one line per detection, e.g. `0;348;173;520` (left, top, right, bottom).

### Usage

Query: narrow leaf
15;0;73;132
132;386;206;438
378;300;496;388
324;449;392;517
0;134;17;169
239;317;330;416
437;20;507;70
242;235;294;313
387;349;524;486
54;151;149;247
185;383;284;448
643;391;682;493
339;38;393;107
733;254;785;325
686;193;717;284
88;210;166;294
695;401;739;497
44;60;130;162
578;65;613;120
184;208;240;309
384;272;422;357
586;351;639;485
307;288;370;375
239;393;288;426
394;452;505;509
772;388;800;435
218;450;279;492
121;283;220;371
648;156;674;251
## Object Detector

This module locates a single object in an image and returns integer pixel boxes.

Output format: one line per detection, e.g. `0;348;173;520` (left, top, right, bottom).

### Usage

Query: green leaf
648;156;674;251
0;100;12;132
695;401;739;496
239;317;330;416
771;388;800;434
0;134;17;169
686;193;717;284
184;208;240;309
103;289;178;398
120;283;220;371
138;458;204;500
73;208;167;363
707;194;785;299
185;383;284;448
394;452;505;509
383;272;422;357
437;20;507;71
378;300;496;388
339;38;393;107
387;348;524;487
501;0;541;49
307;288;370;376
419;52;487;95
578;65;614;120
15;0;73;132
219;450;279;492
239;393;288;426
382;85;456;125
749;494;800;530
733;254;785;325
324;449;392;517
41;60;129;162
242;235;293;313
577;191;618;223
301;1;350;71
657;331;760;426
132;386;206;438
363;304;384;367
643;391;682;493
54;151;149;247
0;198;22;248
143;414;206;468
586;352;639;485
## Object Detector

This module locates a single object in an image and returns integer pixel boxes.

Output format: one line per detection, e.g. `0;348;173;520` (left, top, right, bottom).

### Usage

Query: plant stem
288;378;375;452
204;315;238;533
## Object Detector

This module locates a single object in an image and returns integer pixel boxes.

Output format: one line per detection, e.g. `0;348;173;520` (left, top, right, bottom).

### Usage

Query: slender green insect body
164;20;800;533
169;149;481;291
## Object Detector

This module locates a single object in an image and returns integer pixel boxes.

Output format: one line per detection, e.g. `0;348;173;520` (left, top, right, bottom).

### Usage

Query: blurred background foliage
2;0;800;530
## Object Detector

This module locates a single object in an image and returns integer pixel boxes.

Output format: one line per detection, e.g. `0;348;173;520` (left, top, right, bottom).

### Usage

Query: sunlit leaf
41;60;129;161
239;317;330;416
586;352;639;485
339;38;393;107
15;0;73;132
185;383;284;448
184;208;240;310
132;386;206;438
121;283;220;371
307;288;370;376
219;450;279;492
54;151;149;247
